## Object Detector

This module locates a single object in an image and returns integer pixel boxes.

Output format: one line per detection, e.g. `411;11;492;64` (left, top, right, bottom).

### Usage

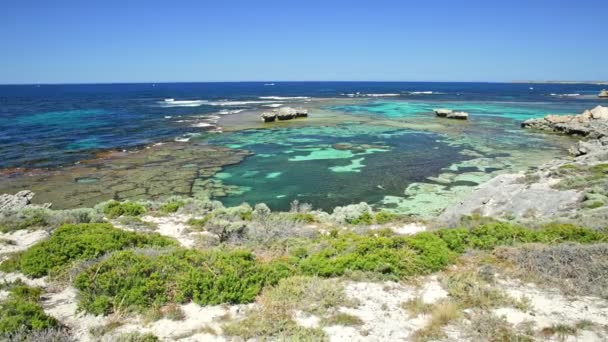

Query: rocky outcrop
522;106;608;138
599;89;608;98
434;109;468;120
0;191;51;213
261;107;308;123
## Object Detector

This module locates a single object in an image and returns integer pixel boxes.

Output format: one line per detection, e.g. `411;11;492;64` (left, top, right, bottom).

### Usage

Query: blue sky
1;0;606;84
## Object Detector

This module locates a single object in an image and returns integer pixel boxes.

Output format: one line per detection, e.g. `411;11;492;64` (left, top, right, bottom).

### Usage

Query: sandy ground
0;229;48;256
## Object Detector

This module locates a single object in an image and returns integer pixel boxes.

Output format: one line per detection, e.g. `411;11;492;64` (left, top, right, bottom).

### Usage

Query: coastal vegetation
1;195;607;339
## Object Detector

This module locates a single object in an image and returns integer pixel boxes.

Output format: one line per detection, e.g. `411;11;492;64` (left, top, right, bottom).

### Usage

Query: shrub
296;232;452;278
158;200;185;214
496;243;608;298
0;208;104;233
346;212;373;225
3;223;175;278
102;201;146;218
375;210;398;224
290;212;317;223
74;248;295;315
0;283;59;335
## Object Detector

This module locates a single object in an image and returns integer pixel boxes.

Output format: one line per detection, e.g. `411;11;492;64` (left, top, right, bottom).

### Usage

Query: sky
1;0;607;84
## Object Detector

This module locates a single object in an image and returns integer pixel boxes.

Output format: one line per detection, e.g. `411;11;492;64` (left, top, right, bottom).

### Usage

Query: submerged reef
0;143;250;209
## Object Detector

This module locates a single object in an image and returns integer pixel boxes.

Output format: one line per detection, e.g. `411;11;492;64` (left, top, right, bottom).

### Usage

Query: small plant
0;223;175;278
412;301;460;341
158;200;185;214
375;211;397;224
102;200;146;219
401;297;434;316
0;283;59;334
322;313;364;326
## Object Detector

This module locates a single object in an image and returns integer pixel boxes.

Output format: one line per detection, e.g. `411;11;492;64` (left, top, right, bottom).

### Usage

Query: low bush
296;231;454;279
374;210;398;224
434;222;607;252
158;200;185;214
1;223;176;278
74;248;296;315
0;282;59;335
0;207;104;233
102;201;146;219
496;243;608;298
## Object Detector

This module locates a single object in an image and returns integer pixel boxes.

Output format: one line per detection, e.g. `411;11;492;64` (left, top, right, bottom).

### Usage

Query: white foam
158;99;208;107
341;93;401;97
406;91;445;95
207;100;277;106
217;109;246;115
191;122;213;128
264;104;284;108
259;96;310;100
549;93;581;97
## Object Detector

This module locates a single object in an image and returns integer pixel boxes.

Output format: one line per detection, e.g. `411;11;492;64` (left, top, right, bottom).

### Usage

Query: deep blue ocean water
0;82;606;169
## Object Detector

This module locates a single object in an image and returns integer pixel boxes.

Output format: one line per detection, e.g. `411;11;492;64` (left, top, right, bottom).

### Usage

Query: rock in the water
434;108;468;120
261;112;277;122
599;89;608;98
0;191;50;213
434;108;453;117
522;106;608;138
261;107;308;122
446;111;468;120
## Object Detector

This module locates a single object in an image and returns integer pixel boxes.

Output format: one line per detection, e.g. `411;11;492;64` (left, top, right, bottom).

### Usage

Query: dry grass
495;243;608;298
401;297;434;317
222;276;354;341
412;301;460;341
322;312;364;327
464;311;534;342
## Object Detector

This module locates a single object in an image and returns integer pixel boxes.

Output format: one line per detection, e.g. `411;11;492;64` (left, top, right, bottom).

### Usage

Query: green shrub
296;232;444;278
103;201;146;218
434;222;607;253
158;200;185;214
346;212;373;225
186;214;213;230
74;248;295;315
375;211;398;224
0;283;59;334
3;223;175;278
290;213;317;223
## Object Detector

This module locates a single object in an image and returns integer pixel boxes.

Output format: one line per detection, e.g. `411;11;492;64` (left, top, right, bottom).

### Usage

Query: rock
590;105;608;120
446;111;469;120
262;107;309;122
522;106;608;138
434;109;468;120
331;202;372;224
434;108;453;117
0;190;50;213
261;112;276;122
599;89;608;98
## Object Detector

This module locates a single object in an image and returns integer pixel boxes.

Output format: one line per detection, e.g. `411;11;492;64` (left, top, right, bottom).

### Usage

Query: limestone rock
434;109;453;117
446;111;469;120
522;106;608;138
599;89;608;98
434;109;468;120
0;190;51;213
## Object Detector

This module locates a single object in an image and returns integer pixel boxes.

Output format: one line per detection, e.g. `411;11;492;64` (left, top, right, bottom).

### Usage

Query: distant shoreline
511;80;608;85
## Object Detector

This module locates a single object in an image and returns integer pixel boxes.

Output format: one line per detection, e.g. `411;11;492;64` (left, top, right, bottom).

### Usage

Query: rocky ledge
433;108;468;120
261;107;308;122
522;105;608;138
599;89;608;98
0;190;51;213
441;105;608;227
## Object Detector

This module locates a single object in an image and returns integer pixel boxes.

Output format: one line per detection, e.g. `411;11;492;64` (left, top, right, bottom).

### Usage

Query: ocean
0;82;606;212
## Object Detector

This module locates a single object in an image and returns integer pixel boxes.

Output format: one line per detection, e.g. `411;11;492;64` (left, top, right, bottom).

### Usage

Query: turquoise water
205;124;474;211
331;100;576;121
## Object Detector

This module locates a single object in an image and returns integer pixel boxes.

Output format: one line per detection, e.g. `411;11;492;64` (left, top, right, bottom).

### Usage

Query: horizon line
2;80;608;86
